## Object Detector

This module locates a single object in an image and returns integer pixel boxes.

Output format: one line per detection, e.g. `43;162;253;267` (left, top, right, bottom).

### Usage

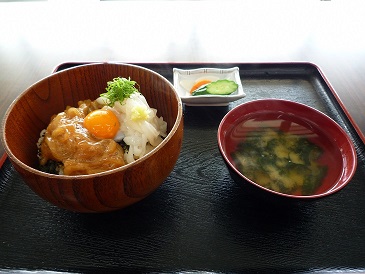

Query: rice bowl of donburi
1;63;184;212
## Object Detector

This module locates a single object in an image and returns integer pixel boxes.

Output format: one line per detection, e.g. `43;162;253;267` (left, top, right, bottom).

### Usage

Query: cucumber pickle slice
206;80;238;95
191;79;238;96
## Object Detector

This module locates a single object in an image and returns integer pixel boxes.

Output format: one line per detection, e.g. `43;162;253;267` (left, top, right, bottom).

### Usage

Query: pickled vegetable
192;79;238;96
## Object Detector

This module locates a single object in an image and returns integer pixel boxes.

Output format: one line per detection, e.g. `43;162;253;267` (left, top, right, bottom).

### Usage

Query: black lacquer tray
1;62;365;273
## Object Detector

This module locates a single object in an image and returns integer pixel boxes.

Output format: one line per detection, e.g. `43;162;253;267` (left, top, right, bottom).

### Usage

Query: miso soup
228;115;340;196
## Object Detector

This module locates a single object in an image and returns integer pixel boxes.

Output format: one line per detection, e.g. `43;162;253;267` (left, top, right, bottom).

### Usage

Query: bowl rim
217;98;358;199
1;62;183;179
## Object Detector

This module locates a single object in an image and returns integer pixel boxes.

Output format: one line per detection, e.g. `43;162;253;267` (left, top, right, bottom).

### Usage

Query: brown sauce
39;100;126;175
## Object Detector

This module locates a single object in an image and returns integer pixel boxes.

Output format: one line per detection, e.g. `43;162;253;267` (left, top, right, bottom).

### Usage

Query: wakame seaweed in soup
231;128;328;195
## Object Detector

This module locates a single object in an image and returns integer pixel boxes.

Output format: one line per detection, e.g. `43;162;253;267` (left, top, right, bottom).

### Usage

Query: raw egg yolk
190;79;212;94
83;109;120;139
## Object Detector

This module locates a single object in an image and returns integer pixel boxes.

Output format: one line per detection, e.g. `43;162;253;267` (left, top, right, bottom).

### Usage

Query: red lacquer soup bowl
218;99;357;199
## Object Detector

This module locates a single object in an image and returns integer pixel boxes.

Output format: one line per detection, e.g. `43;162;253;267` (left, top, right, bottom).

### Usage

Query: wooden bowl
1;63;184;212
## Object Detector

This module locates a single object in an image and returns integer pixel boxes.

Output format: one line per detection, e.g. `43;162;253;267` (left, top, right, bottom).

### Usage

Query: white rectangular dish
173;67;245;106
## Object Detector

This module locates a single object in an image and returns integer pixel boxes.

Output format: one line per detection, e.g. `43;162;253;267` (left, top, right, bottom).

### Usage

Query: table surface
1;1;365;273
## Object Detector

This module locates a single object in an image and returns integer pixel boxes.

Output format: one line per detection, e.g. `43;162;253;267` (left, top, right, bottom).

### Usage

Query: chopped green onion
100;77;139;106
